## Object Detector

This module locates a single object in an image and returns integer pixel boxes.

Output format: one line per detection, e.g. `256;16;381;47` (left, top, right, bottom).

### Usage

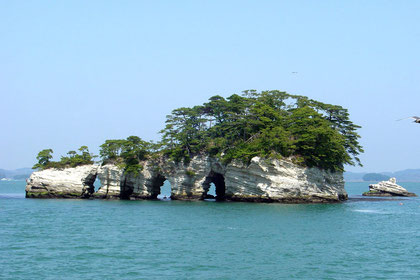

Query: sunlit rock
223;157;346;203
363;177;417;197
25;165;98;198
26;156;348;203
94;164;123;199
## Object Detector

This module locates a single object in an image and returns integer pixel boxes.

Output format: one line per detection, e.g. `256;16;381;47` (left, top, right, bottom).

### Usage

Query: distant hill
362;173;390;182
0;168;32;180
344;172;366;182
345;169;420;182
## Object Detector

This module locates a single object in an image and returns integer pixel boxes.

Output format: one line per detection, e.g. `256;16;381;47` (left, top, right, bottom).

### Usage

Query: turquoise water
1;181;419;279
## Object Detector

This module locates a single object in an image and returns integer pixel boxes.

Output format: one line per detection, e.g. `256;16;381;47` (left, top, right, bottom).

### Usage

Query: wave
352;209;389;214
0;193;25;199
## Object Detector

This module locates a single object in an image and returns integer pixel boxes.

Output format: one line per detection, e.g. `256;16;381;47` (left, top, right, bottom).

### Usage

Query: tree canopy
33;90;363;173
32;146;94;170
99;136;152;174
160;90;363;171
32;149;54;169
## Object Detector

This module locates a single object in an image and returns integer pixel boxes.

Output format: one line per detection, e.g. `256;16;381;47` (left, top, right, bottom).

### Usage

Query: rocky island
363;177;417;197
26;90;363;203
26;156;347;202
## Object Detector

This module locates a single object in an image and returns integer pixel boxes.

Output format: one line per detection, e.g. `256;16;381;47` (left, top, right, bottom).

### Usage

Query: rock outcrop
25;165;98;198
223;157;346;203
363;177;417;197
26;156;348;203
94;164;124;199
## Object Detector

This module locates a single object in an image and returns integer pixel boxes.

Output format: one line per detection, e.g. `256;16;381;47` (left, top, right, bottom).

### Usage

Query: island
26;90;364;203
363;177;417;197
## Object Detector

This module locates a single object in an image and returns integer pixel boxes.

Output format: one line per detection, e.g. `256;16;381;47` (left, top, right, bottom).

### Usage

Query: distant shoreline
345;169;420;183
346;180;420;183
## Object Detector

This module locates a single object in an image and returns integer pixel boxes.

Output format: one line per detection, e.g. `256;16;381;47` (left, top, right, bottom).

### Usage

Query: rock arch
202;171;226;201
149;174;167;199
81;170;98;198
26;156;348;202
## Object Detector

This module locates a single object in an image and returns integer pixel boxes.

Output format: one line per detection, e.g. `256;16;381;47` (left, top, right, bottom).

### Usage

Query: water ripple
1;181;419;279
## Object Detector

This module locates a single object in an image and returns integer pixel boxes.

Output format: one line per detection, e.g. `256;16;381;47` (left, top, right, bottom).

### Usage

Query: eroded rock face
94;164;124;199
223;157;346;203
25;165;98;198
363;178;417;197
120;161;164;200
26;156;348;203
135;156;346;203
157;156;215;200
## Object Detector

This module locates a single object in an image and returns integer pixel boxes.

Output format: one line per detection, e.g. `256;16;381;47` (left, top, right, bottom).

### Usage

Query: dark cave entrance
202;172;226;201
120;175;134;200
82;172;98;197
150;174;171;200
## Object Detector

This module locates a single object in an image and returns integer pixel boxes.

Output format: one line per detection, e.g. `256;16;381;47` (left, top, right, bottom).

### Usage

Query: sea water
0;181;419;279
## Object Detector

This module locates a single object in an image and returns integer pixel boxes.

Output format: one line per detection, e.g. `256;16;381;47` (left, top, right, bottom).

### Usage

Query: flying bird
397;116;420;123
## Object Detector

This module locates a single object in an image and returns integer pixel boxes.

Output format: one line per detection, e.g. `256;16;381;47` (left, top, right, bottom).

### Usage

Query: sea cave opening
158;180;172;200
207;183;216;199
150;174;171;200
93;177;101;192
82;172;98;197
203;172;226;201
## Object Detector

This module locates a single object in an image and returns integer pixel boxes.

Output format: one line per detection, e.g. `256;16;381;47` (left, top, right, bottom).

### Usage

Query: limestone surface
94;164;124;198
26;156;348;203
26;165;98;198
223;157;346;203
363;177;417;197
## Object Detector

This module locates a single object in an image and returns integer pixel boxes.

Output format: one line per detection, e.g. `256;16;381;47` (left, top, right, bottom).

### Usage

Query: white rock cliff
25;165;98;198
26;156;348;203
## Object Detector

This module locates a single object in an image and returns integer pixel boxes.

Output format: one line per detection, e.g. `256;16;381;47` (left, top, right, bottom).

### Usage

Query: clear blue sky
1;0;420;172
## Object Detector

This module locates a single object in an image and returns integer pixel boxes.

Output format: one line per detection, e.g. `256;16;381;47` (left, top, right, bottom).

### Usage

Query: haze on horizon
1;1;420;172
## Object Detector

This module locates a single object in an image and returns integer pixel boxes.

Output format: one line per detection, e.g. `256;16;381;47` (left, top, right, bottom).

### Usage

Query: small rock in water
363;177;417;197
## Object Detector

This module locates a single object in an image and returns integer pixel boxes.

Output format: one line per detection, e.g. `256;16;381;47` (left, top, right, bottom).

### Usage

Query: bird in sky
397;116;420;123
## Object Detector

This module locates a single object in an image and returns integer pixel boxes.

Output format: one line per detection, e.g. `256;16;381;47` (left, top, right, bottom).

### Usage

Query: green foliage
59;146;94;168
160;90;363;171
32;149;54;169
33;147;95;170
99;139;127;161
33;90;363;173
99;136;151;175
185;169;196;177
